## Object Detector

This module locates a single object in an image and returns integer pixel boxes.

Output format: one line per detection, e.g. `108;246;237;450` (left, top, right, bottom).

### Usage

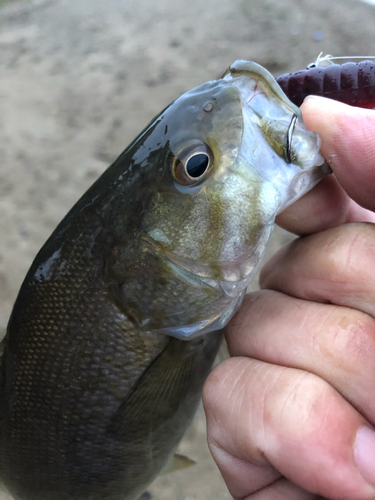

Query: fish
0;60;327;500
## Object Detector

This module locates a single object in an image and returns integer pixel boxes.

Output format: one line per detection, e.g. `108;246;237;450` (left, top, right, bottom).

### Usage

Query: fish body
0;61;325;500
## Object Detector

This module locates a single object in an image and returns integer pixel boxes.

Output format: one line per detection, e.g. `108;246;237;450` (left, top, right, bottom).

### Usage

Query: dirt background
0;0;374;498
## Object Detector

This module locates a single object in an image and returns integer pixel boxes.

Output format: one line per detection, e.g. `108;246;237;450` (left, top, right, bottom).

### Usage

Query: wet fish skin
0;79;240;500
0;61;325;500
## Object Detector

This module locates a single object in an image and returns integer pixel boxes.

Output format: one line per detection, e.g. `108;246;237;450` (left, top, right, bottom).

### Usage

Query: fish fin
108;335;218;439
160;453;196;475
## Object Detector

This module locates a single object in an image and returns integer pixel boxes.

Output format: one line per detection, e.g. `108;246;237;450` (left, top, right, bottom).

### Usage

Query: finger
203;356;375;500
301;97;375;213
276;97;375;235
260;222;375;318
276;175;375;235
225;290;375;424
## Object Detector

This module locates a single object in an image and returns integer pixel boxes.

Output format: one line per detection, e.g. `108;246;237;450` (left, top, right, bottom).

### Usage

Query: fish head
108;61;326;339
140;61;325;284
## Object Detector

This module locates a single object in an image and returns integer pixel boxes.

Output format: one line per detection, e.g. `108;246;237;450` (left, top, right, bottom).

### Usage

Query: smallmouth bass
0;61;327;500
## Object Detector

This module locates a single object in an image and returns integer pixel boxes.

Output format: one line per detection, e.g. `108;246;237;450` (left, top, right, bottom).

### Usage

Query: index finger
277;97;375;235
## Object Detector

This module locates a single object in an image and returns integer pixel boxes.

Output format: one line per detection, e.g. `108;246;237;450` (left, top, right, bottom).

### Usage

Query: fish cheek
105;243;221;332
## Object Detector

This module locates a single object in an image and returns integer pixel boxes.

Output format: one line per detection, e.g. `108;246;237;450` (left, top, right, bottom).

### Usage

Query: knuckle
323;223;375;282
263;369;334;437
325;311;375;376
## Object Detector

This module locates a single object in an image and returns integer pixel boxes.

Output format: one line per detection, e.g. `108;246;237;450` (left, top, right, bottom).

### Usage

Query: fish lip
223;60;302;116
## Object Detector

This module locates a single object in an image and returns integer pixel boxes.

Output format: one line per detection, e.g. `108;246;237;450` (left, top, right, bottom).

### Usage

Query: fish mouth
223;60;302;115
224;60;328;213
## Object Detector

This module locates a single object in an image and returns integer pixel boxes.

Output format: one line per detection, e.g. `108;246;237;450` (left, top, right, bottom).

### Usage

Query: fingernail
303;95;319;103
354;426;375;487
302;95;327;104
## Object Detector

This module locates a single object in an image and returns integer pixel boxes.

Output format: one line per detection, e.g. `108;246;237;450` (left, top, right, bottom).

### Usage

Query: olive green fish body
0;194;222;499
1;61;326;499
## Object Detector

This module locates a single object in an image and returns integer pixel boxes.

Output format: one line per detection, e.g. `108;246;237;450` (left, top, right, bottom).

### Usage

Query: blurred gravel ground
0;0;374;498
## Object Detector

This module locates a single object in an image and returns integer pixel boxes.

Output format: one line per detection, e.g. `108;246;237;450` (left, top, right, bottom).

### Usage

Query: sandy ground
0;0;375;498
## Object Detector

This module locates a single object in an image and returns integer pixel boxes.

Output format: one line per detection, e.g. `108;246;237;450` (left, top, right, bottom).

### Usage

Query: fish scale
1;169;223;500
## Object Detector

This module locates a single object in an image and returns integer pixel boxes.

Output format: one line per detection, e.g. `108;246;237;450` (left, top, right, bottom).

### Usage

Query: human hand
203;96;375;500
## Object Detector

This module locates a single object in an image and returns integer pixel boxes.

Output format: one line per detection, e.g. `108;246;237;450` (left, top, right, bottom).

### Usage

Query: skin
203;96;375;500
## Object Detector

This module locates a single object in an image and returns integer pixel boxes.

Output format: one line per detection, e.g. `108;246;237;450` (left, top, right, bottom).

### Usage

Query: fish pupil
186;153;209;178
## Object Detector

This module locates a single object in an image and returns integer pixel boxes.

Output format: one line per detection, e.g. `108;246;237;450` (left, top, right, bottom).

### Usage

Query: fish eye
285;113;297;164
186;153;209;178
172;144;214;186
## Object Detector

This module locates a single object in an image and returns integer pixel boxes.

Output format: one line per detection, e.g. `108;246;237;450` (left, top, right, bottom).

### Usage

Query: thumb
301;96;375;212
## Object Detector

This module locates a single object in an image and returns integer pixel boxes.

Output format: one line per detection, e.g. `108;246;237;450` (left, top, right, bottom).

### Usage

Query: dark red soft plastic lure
276;60;375;109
